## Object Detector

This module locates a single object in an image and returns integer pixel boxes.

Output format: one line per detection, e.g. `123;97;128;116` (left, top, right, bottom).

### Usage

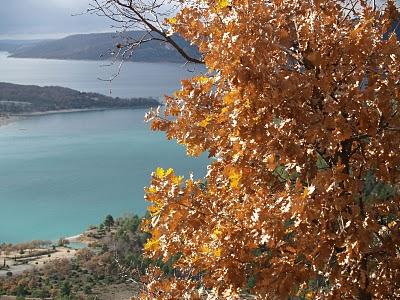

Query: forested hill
0;82;160;114
5;31;200;63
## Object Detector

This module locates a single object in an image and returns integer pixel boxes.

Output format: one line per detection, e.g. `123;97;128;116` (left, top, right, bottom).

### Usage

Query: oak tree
99;0;400;299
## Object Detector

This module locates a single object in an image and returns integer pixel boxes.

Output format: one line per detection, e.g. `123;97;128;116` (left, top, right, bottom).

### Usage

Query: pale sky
0;0;111;39
0;0;398;40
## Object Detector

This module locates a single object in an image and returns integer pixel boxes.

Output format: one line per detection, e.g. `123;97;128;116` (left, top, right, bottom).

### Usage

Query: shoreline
65;228;101;245
0;115;19;127
65;233;83;242
14;107;110;116
0;106;157;128
0;108;112;128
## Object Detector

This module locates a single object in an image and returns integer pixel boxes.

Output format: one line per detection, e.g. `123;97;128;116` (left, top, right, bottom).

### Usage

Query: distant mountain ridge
3;31;200;63
0;82;160;114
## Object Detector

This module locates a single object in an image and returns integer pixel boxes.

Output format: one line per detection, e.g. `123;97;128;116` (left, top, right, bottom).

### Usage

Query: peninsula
0;82;160;115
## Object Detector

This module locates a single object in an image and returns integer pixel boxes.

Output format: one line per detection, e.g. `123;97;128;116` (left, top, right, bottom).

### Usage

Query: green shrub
84;285;92;295
31;289;50;298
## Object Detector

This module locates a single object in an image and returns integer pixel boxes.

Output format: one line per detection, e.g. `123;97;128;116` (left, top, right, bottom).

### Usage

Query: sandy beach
0;116;19;128
65;228;102;245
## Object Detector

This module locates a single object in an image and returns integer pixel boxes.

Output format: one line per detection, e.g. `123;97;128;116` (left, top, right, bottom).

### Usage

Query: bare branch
89;0;204;64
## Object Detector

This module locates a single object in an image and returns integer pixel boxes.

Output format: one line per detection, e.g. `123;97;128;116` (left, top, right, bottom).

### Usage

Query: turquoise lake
0;53;208;244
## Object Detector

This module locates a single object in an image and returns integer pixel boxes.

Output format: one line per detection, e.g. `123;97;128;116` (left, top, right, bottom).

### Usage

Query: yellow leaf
285;228;293;234
305;291;314;300
216;0;230;10
228;167;241;188
223;93;235;105
144;238;159;251
201;245;211;254
148;204;162;217
212;227;222;239
148;186;157;194
199;115;212;128
165;168;174;176
166;17;177;25
172;175;184;185
197;76;212;84
155;167;165;178
388;221;397;229
221;107;229;114
214;248;222;257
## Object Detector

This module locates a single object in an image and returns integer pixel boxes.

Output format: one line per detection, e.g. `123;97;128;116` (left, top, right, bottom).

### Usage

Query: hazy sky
0;0;111;39
0;0;398;40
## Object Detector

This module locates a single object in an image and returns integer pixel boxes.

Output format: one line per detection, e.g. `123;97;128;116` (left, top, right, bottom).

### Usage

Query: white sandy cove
66;234;83;242
0;116;18;128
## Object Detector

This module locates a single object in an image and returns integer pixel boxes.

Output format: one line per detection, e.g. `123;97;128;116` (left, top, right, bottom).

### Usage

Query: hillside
6;31;200;63
0;82;160;114
0;214;147;299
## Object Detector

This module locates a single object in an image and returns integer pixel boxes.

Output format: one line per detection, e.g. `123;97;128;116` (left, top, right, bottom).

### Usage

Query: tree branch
92;0;204;64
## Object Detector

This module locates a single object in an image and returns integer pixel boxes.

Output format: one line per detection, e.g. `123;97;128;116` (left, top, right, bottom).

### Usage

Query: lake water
0;53;208;244
0;52;205;99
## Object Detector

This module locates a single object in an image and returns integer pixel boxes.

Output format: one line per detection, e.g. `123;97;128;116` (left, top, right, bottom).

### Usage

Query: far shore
0;106;156;128
14;107;111;117
0;108;112;128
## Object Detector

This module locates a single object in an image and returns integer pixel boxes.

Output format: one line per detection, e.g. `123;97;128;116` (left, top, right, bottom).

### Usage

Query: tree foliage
103;0;400;298
104;214;115;229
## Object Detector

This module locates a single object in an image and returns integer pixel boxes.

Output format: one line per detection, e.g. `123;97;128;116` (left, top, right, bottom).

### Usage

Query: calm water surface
0;53;208;243
0;52;204;98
